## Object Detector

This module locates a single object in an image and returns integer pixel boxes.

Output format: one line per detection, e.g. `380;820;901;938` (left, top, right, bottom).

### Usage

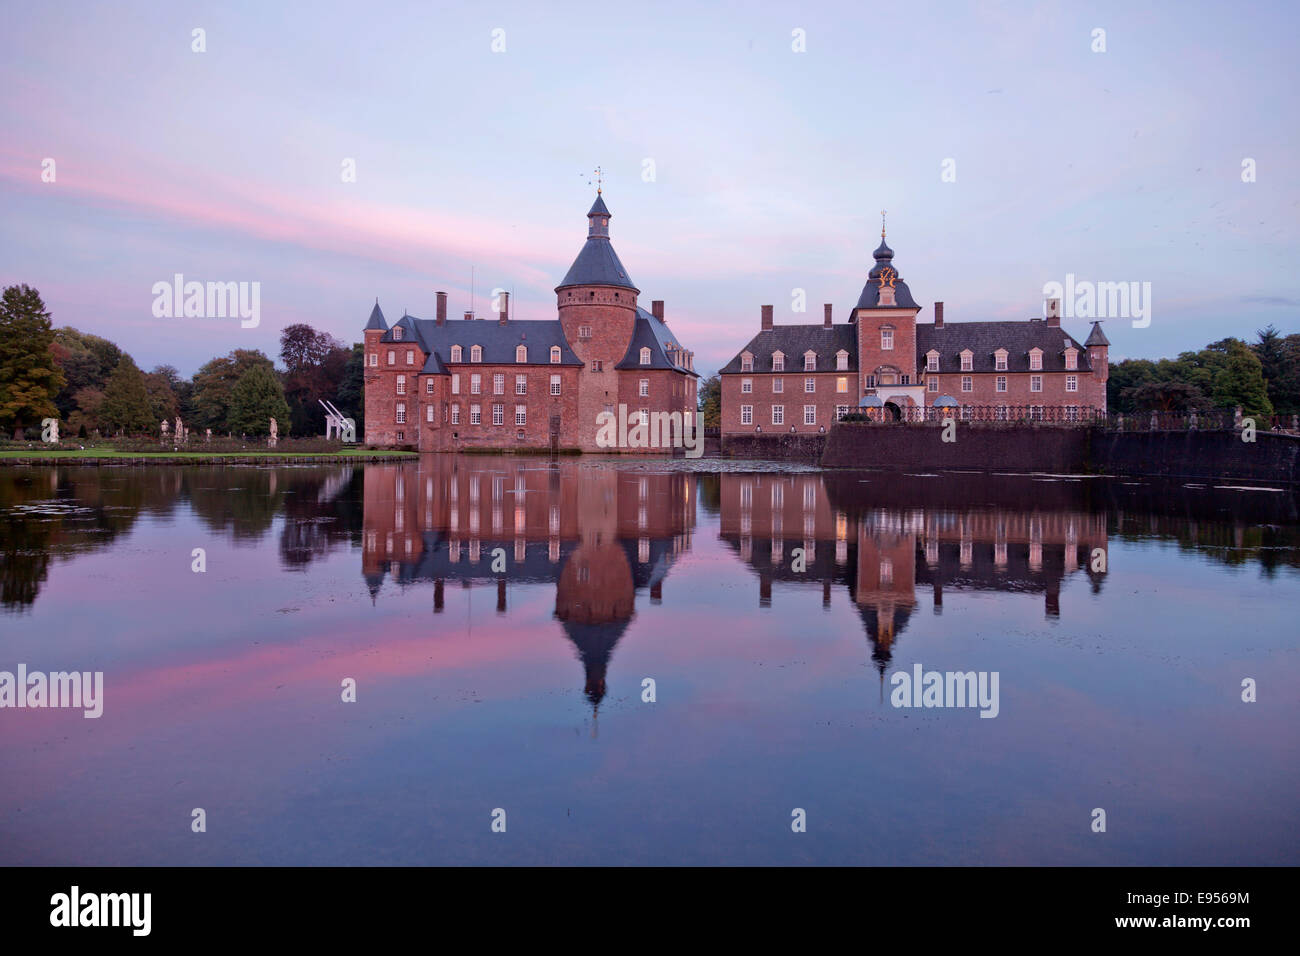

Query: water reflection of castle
360;459;694;711
717;472;1110;675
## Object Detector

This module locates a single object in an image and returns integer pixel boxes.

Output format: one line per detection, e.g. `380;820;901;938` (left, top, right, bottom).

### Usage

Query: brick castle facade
363;192;698;452
719;229;1110;433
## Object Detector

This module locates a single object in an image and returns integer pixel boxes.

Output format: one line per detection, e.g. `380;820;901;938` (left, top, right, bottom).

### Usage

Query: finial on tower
881;209;887;239
595;165;603;194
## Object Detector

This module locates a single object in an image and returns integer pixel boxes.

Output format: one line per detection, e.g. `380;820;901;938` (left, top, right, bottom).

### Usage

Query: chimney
652;300;664;322
823;303;832;328
463;310;474;321
436;291;447;326
761;304;773;331
934;301;944;329
498;291;509;326
1046;297;1061;328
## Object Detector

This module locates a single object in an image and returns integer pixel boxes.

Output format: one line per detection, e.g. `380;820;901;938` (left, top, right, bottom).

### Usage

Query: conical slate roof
556;193;638;292
1084;321;1110;346
364;301;388;331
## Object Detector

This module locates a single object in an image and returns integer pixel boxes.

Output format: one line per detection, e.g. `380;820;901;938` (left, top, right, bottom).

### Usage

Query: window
451;405;460;425
881;329;894;350
741;352;753;372
1031;375;1043;393
961;375;973;392
578;325;592;340
515;405;526;426
470;373;481;394
406;350;414;366
772;377;783;393
926;351;939;372
470;404;481;425
836;406;849;420
772;352;785;372
426;379;434;394
741;378;753;394
836;376;848;393
864;374;876;388
550;346;561;364
1029;349;1043;371
996;375;1007;392
960;406;973;421
741;405;753;425
638;408;649;425
516;345;527;363
639;347;652;365
550;374;561;395
493;373;504;395
395;403;406;424
772;405;784;425
515;374;527;395
836;350;849;370
470;345;482;363
639;379;649;398
928;377;938;392
396;374;406;395
395;431;404;442
426;405;434;423
901;375;910;385
450;345;463;362
1066;375;1078;392
393;327;403;341
804;378;815;393
804;405;816;425
804;352;816;371
368;353;377;367
387;350;395;365
451;373;460;395
960;350;973;371
1065;348;1078;371
995;350;1007;371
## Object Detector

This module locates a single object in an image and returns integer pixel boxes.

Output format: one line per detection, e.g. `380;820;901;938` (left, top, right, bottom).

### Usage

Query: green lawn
0;447;417;459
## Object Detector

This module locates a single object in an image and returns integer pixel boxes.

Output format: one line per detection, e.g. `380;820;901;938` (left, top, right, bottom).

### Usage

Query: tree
335;343;366;436
99;355;155;435
1212;345;1273;421
1124;381;1209;413
143;369;179;422
191;349;277;432
1253;326;1300;415
0;284;65;438
227;364;291;437
697;374;721;428
280;324;349;435
50;327;122;419
68;387;106;435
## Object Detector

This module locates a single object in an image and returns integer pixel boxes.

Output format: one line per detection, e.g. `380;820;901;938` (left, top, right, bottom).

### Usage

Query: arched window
450;345;463;363
470;345;482;363
516;345;527;363
804;350;817;371
772;351;785;372
639;347;652;365
550;346;562;364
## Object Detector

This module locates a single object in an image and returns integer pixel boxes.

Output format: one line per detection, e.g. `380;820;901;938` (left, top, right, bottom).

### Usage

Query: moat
1;457;1297;865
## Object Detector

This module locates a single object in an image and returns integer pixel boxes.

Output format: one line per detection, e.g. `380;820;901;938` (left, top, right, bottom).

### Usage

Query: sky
1;0;1297;379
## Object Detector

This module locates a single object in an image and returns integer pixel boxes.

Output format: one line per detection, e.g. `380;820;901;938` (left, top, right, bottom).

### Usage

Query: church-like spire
587;192;611;237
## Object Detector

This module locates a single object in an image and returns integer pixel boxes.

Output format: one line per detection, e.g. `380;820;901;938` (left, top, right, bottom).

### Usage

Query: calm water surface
1;457;1297;865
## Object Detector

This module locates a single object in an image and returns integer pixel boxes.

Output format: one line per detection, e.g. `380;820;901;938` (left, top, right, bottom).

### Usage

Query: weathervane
582;165;604;193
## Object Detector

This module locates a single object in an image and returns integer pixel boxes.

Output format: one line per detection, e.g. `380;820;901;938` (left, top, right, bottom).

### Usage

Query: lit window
836;377;848;393
550;346;562;364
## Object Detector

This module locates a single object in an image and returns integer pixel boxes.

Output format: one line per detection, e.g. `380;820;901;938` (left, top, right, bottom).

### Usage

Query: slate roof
853;238;920;310
1084;321;1110;347
377;313;583;371
615;307;698;375
556;237;637;291
915;320;1093;374
364;301;388;331
719;324;858;374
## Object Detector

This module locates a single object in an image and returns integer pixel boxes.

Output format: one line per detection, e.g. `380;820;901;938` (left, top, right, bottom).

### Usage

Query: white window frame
493;373;504;395
772;405;784;425
803;405;816;425
804;377;815;393
771;352;785;372
492;403;504;426
470;373;481;395
550;346;562;364
395;402;406;424
451;373;460;395
516;345;527;363
396;374;406;395
451;404;460;425
1031;375;1043;393
515;374;527;395
426;404;434;423
470;345;482;363
470;404;481;425
639;347;652;365
804;352;816;371
368;353;377;367
741;352;754;373
550;374;561;396
639;379;649;398
425;378;434;394
926;351;939;372
450;345;463;362
515;405;527;426
772;377;783;393
406;349;414;366
741;405;753;425
928;377;938;393
996;375;1007;393
961;375;973;393
1029;349;1043;371
881;329;894;351
836;376;848;394
1066;375;1078;392
960;350;973;372
741;378;753;394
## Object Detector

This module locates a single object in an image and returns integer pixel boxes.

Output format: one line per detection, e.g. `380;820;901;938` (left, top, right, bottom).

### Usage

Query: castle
719;229;1110;432
363;192;698;452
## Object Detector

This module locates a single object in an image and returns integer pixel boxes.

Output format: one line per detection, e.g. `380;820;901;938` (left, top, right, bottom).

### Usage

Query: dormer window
803;351;816;371
960;350;973;372
393;327;403;341
640;347;652;365
926;350;939;372
450;345;462;362
994;349;1008;371
1029;348;1043;371
516;345;527;363
836;349;849;371
741;351;753;372
1064;347;1078;371
470;345;483;363
772;351;785;372
550;346;562;364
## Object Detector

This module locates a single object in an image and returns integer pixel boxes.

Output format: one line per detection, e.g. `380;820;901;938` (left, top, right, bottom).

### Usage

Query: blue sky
2;0;1297;377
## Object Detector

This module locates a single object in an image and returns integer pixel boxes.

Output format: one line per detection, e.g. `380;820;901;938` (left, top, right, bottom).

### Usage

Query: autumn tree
99;355;155;435
0;284;65;438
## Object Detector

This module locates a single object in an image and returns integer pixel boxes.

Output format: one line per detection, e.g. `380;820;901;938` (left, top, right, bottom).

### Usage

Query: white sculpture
268;417;279;447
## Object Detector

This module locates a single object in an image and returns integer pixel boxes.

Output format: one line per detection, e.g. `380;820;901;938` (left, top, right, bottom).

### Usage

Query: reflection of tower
850;514;918;677
556;540;635;712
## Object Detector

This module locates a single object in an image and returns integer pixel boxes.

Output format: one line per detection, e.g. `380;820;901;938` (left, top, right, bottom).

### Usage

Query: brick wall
720;371;855;434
